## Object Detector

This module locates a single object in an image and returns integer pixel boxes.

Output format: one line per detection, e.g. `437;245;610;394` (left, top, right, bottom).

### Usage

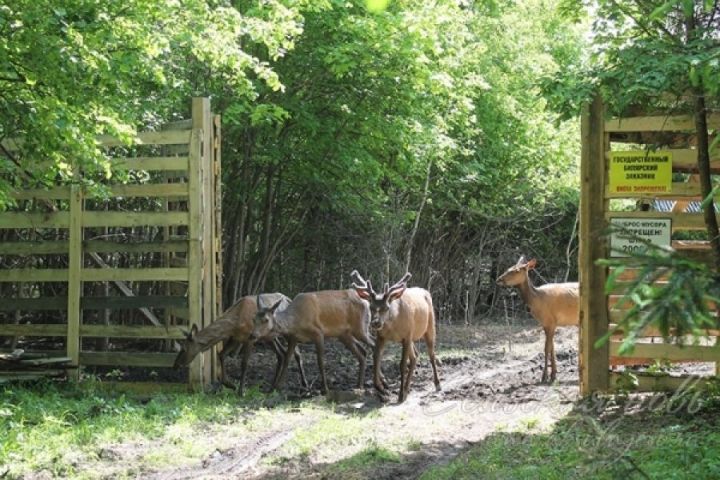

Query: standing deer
351;271;441;403
251;289;375;394
496;256;579;383
173;293;307;394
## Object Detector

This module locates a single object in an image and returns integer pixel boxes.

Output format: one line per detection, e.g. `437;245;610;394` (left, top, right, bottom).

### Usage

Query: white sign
610;218;672;258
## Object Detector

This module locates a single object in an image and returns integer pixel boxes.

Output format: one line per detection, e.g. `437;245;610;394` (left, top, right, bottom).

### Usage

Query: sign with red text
609;151;672;194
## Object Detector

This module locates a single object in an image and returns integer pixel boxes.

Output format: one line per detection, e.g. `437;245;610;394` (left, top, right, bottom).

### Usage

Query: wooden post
579;94;610;394
212;114;223;382
188;98;206;391
67;184;83;381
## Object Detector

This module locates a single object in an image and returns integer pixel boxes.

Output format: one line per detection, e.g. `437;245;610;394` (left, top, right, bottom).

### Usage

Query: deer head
251;294;284;339
173;324;200;368
351;270;411;331
496;256;537;287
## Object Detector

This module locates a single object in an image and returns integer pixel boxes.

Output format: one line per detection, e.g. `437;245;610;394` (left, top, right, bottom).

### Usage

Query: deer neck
193;318;235;351
516;274;539;307
272;309;294;336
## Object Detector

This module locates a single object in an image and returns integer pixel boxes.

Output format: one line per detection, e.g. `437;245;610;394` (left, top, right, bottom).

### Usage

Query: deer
251;289;375;394
496;256;579;383
173;293;307;394
351;271;441;403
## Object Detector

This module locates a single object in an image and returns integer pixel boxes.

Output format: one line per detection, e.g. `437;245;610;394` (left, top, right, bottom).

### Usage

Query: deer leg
313;333;329;395
373;335;388;394
424;333;442;392
270;338;285;388
293;345;308;389
237;340;254;396
548;328;557;383
398;339;411;403
219;339;240;390
339;334;367;388
272;336;297;392
404;341;418;400
542;327;551;383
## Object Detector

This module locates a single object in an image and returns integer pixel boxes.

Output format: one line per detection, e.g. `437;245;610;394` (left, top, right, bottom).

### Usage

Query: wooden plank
67;184;83;381
97;183;189;198
608;295;716;310
0;323;185;339
80;325;186;339
84;240;188;254
188;99;206;391
0;212;70;229
606;211;716;231
0;324;66;336
82;296;188;310
579;94;610;394
605;182;720;200
672;149;720;172
0;297;67;311
608;322;720;337
113;156;189;171
94;381;190;394
81;267;188;282
609;372;719;392
609;341;720;362
0;241;68;255
82;211;189;228
162;119;193;131
604;113;720;132
79;352;177;368
200;99;215;385
11;186;71;200
212;114;223;383
0;269;68;282
608;267;671;283
167;308;190;322
97;130;191;147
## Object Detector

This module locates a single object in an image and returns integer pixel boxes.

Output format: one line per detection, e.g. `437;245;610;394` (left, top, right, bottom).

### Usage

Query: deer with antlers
496;256;579;383
351;271;441;403
173;293;307;394
251;289;375;394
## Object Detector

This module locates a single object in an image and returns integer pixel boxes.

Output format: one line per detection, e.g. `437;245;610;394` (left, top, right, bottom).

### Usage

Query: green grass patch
0;380;278;479
325;443;401;478
421;396;720;480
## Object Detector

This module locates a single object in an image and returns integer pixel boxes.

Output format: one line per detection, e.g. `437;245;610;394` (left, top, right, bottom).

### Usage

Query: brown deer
496;256;579;383
173;293;307;394
351;271;441;403
251;289;375;394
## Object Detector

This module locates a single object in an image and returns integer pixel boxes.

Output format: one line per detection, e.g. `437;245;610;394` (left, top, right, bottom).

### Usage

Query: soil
139;322;583;480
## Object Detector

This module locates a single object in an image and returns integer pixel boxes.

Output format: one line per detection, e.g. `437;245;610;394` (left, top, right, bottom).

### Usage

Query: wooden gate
0;98;221;391
580;95;720;394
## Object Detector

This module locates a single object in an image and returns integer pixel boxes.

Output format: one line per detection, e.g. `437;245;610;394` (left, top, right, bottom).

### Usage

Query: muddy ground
137;322;581;480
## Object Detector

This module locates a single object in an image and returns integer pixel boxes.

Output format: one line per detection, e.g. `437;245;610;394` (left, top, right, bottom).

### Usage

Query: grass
421;392;720;480
0;379;278;479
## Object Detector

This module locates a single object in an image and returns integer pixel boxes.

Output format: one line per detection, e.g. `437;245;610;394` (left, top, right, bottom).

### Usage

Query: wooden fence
0;97;221;390
580;95;720;394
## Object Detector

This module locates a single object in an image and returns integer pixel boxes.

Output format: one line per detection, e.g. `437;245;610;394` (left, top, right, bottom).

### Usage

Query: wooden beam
66;184;83;381
0;212;70;229
609;372;719;392
84;240;188;254
113;156;189;171
81;267;188;282
82;211;189;228
604;113;720;132
579;94;610;394
609;341;720;362
97;130;191;147
80;351;177;367
0;269;68;282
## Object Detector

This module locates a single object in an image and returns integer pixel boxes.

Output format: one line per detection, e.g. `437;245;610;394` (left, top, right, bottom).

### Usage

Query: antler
351;270;377;296
387;272;412;296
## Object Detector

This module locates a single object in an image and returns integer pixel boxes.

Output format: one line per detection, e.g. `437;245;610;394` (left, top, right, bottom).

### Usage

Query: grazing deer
173;293;307;394
351;271;441;403
251;290;375;394
496;256;579;383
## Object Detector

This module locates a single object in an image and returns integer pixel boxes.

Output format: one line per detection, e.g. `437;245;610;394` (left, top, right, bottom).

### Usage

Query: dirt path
71;324;578;480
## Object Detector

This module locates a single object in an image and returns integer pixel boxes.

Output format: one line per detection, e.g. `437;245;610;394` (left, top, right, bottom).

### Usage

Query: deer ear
270;299;283;313
526;258;537;270
388;286;406;302
189;324;199;339
355;288;371;300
